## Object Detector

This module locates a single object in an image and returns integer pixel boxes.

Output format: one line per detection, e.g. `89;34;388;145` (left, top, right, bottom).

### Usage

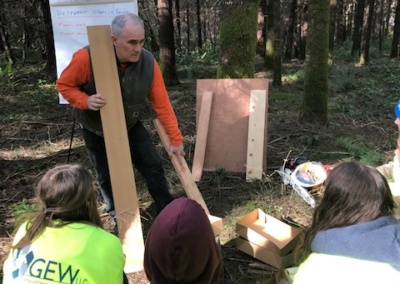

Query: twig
268;136;287;144
317;151;351;155
226;257;252;263
20;121;71;126
1;192;24;205
282;150;292;169
4;159;56;181
247;269;273;275
6;137;34;141
248;262;277;271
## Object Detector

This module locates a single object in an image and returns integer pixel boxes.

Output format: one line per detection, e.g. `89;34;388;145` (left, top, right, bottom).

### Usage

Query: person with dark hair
2;164;126;283
144;197;236;284
56;13;184;231
293;161;400;284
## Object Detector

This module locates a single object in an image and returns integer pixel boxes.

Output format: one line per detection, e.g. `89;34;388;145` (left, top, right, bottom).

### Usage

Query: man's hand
87;94;107;111
168;144;185;156
168;144;185;166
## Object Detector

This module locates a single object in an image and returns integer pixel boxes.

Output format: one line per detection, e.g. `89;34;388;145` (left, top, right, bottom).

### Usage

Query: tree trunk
390;0;400;57
265;0;274;69
202;7;207;47
158;0;179;85
385;0;393;35
336;0;347;42
39;0;56;74
257;0;266;58
273;0;282;86
351;0;366;56
300;0;329;124
378;0;385;50
209;5;218;51
284;0;296;60
0;0;13;65
298;0;308;60
218;0;258;78
186;1;190;54
346;0;354;39
329;0;337;53
175;0;182;54
147;21;160;53
196;0;202;51
360;0;375;64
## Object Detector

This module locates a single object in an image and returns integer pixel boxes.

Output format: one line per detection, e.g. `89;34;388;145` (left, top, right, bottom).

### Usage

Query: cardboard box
236;237;296;269
236;209;303;256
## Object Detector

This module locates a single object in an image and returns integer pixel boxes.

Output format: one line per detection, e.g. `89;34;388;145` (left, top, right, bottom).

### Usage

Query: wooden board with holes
246;90;267;180
87;25;144;273
196;79;269;173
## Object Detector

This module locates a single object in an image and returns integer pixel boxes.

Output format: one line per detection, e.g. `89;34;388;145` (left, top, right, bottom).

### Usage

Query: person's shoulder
67;224;122;252
11;221;29;244
86;225;121;245
66;223;115;238
142;48;154;60
294;253;400;284
71;47;90;60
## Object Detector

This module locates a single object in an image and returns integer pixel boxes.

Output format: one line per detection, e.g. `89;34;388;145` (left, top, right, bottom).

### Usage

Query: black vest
74;46;154;135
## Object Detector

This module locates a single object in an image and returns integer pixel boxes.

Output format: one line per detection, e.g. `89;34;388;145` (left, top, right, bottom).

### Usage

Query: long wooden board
153;119;224;236
87;25;144;273
153;118;210;215
246;90;267;181
192;91;213;181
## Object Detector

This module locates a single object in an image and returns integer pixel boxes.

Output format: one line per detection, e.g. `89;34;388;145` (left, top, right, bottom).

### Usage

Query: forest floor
1;45;400;283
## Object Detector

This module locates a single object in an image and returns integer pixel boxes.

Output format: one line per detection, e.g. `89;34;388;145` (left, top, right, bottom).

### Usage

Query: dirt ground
0;60;397;283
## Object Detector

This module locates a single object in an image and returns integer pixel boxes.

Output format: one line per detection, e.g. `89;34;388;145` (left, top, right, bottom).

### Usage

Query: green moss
217;1;259;78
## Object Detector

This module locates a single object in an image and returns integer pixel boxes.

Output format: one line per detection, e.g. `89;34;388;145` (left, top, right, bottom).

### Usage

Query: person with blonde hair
2;164;126;283
293;161;400;284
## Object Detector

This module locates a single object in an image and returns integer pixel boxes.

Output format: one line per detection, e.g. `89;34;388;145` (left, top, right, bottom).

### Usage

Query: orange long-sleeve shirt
56;48;183;146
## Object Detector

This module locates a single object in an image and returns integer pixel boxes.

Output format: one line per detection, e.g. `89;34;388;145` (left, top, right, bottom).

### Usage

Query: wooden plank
192;91;213;181
208;215;223;236
154;119;223;235
246;90;267;181
153;118;210;215
87;25;144;273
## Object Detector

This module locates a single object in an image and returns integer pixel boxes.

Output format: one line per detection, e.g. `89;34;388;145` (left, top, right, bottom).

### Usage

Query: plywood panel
87;25;144;273
196;79;269;173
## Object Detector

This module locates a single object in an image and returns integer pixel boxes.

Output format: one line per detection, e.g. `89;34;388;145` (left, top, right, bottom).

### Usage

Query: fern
336;136;386;166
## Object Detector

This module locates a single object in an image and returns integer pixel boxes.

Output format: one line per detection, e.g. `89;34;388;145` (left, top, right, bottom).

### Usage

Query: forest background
1;0;400;283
